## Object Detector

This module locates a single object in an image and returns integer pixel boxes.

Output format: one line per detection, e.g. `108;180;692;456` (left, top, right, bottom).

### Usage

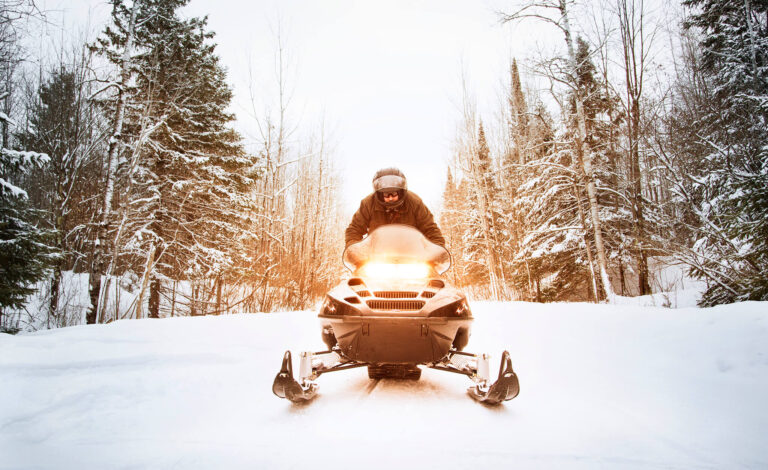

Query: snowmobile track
365;378;381;395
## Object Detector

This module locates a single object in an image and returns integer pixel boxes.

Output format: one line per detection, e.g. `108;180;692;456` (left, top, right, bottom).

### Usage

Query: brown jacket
345;191;446;248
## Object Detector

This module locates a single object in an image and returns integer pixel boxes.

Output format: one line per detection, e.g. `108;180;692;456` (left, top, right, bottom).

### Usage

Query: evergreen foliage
680;0;768;305
91;0;260;318
0;194;55;309
0;2;57;314
122;10;258;281
462;120;500;286
1;143;56;311
16;66;102;268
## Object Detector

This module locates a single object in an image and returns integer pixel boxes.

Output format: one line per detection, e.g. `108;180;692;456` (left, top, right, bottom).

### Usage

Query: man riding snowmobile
270;167;519;405
345;167;445;249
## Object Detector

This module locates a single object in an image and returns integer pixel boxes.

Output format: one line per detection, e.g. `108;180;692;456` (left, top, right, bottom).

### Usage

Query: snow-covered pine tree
500;0;617;300
0;1;56;324
673;0;768;305
463;120;505;298
15;63;105;327
500;64;587;301
0;142;54;316
568;38;635;298
497;59;529;299
497;59;563;300
512;144;596;301
509;59;529;166
120;8;258;318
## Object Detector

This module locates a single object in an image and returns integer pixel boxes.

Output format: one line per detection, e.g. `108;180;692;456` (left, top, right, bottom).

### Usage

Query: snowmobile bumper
319;314;471;364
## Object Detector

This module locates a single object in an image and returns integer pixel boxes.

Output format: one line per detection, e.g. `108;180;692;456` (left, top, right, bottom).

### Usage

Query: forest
1;0;766;332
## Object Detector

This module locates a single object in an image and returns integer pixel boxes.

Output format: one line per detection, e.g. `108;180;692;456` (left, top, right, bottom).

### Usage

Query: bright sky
183;0;534;213
46;0;550;213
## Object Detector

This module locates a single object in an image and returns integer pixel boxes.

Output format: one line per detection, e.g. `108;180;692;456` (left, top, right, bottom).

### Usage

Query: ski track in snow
1;301;767;469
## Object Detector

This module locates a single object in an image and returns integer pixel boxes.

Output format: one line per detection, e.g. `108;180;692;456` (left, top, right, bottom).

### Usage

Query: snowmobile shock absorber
477;353;491;383
299;351;313;382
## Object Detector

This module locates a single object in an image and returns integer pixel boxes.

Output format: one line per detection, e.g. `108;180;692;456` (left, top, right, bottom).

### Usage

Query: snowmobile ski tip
467;350;519;405
272;350;318;403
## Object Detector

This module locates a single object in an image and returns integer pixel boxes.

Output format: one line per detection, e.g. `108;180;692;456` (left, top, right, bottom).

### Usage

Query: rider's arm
345;198;371;248
414;198;446;247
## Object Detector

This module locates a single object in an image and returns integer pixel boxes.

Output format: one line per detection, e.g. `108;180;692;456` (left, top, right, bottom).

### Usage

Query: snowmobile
272;224;519;405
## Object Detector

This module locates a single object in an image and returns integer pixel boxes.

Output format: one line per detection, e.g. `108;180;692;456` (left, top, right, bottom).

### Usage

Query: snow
1;177;28;198
2;301;768;469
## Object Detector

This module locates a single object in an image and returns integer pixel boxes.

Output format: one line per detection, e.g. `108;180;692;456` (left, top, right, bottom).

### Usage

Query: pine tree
569;38;632;297
500;1;618;300
498;60;529;299
463;120;505;296
677;0;768;305
15;64;102;326
90;0;259;319
512;145;595;301
509;59;529;165
0;148;55;314
0;1;56;324
120;8;258;318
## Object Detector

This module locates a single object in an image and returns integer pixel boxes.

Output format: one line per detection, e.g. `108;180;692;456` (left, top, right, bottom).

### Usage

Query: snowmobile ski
272;349;368;403
272;350;318;403
467;350;519;405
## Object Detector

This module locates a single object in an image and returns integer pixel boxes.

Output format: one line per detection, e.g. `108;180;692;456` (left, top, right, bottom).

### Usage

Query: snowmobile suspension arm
311;361;367;378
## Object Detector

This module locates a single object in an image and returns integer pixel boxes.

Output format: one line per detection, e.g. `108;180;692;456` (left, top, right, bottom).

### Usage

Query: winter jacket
345;191;446;248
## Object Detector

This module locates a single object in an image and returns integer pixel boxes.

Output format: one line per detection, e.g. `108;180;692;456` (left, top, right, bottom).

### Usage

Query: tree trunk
148;277;160;319
134;243;156;320
87;0;141;324
49;268;61;327
215;276;222;315
618;0;651;296
573;182;600;302
170;280;177;317
560;0;614;301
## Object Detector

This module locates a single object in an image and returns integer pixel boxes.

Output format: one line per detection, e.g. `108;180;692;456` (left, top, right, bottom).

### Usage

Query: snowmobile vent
366;300;425;311
374;291;418;298
427;280;445;288
345;296;361;304
357;290;371;297
421;291;435;298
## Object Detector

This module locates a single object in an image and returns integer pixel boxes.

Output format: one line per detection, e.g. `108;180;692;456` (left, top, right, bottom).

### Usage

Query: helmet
372;167;407;209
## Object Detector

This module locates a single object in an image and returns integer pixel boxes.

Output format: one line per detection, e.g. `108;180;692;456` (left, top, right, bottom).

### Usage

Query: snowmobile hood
342;224;451;275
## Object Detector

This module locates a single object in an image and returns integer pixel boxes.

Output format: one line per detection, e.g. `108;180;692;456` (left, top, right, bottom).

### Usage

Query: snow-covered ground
2;301;767;469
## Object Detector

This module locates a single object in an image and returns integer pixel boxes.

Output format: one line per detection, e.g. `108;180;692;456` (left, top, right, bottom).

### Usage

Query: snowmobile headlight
361;262;431;279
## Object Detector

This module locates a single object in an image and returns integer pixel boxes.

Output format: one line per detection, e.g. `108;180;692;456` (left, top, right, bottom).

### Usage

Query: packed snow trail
1;301;767;469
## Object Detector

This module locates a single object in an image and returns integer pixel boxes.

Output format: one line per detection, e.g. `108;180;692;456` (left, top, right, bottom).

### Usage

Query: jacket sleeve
345;200;370;248
414;198;446;247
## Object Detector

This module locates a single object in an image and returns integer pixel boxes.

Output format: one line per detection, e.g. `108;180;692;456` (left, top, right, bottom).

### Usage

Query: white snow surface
2;301;768;469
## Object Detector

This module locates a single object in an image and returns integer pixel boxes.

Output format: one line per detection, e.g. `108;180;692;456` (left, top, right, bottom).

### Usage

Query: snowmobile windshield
343;224;451;275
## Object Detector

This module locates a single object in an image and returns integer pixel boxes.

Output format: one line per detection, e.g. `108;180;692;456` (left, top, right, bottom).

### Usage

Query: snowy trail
1;301;767;469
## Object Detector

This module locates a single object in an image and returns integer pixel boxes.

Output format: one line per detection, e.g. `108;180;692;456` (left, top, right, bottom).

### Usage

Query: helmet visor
373;174;406;192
